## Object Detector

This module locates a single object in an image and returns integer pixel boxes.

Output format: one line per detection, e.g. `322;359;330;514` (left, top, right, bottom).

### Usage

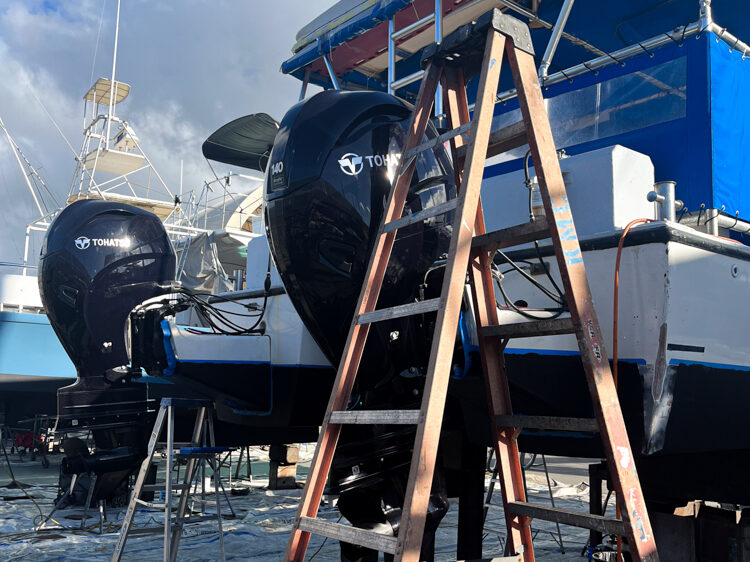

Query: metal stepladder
286;9;658;562
112;398;233;562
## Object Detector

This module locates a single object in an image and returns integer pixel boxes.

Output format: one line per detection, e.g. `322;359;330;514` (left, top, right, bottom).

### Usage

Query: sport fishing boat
37;0;336;454
0;119;76;429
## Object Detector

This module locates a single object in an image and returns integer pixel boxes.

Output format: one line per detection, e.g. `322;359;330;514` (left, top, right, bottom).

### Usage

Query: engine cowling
39;199;175;430
263;89;456;388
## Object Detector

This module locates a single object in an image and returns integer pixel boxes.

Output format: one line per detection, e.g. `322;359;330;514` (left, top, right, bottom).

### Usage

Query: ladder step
495;415;599;432
456;120;528;160
472;221;550;252
383;199;457;233
357;297;442;325
329;409;421;425
298;516;397;555
404;122;472;160
177;446;229;456
135;499;166;509
506;501;626;536
481;317;575;339
141;483;190;492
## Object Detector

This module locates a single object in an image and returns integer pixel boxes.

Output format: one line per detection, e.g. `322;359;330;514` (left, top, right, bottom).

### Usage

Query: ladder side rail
443;63;535;559
168;406;207;561
396;28;506;561
284;64;443;562
207;414;227;562
111;405;168;562
506;45;657;560
164;404;174;562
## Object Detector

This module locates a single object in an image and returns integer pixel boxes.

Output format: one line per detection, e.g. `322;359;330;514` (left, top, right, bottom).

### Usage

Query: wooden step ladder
285;10;659;562
112;398;233;562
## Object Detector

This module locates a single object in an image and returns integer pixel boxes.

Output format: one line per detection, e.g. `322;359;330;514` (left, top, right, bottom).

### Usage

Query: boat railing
0;262;37;272
300;0;749;116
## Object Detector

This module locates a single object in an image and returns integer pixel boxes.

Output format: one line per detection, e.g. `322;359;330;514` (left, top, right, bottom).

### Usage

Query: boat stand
111;398;234;562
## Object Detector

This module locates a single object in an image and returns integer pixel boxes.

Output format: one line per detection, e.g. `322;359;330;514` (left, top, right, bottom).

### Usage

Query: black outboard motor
264;90;456;561
39;199;175;442
265;89;456;386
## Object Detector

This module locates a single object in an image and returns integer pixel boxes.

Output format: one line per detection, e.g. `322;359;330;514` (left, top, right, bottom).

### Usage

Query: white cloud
0;0;334;262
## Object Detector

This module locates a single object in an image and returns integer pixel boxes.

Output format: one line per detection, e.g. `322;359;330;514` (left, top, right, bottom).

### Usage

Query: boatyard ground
1;447;598;560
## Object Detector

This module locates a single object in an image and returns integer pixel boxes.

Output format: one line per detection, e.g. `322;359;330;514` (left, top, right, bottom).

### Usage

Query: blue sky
0;0;332;262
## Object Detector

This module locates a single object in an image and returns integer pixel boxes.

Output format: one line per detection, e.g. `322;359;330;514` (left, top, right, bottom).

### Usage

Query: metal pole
23;227;31;274
388;18;395;95
434;0;443;118
165;405;173;562
707;22;750;58
0;118;45;218
322;54;341;90
700;0;713;29
538;0;576;79
106;0;121;148
298;69;311;101
494;21;703;105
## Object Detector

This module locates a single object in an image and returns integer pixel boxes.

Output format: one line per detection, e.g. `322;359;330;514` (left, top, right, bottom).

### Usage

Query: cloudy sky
0;0;333;263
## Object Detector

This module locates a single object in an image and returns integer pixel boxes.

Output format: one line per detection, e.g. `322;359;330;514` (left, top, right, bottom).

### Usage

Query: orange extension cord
612;218;651;561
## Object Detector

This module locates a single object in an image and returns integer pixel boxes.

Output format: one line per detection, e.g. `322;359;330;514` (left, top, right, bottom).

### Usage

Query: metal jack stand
112;398;234;562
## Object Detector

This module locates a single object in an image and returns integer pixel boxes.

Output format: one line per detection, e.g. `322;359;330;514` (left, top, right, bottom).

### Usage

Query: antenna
106;0;121;147
0;116;57;218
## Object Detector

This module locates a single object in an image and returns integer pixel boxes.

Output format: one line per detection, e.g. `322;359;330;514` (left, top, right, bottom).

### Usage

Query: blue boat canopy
283;0;750;95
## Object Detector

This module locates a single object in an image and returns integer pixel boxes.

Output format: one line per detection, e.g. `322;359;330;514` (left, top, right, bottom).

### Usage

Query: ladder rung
298;516;398;555
357;297;442;325
481;317;575;339
141;483;190;492
404;122;472;160
329;410;421;425
391;12;435;42
383;199;457;233
456;120;528;160
495;415;599;432
506;501;626;536
472;221;550;252
188;498;221;505
391;70;425;91
135;499;166;509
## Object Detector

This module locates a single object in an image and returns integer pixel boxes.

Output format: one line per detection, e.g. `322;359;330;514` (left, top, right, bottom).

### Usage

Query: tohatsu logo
338;152;400;176
74;236;131;250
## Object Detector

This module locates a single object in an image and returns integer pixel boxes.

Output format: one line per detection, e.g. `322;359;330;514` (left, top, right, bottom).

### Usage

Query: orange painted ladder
284;9;659;562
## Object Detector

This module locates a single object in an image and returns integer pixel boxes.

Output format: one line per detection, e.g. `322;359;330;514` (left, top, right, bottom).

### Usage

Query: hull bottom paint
472;353;750;505
0;374;75;427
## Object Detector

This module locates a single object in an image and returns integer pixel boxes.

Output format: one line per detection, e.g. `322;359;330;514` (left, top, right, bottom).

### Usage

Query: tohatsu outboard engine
265;89;456;386
39;199;176;432
264;90;457;561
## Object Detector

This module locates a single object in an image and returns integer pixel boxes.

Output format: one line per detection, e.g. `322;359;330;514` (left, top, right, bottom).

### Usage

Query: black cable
494;250;564;305
495;274;564;321
308;515;344;560
178;254;274;336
